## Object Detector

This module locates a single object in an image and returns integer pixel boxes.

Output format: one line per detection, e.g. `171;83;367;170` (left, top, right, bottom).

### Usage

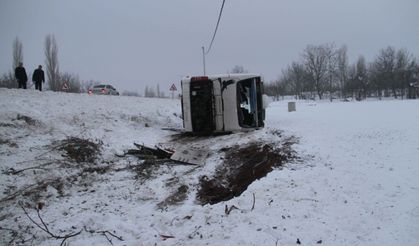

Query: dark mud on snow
197;138;297;205
58;137;102;163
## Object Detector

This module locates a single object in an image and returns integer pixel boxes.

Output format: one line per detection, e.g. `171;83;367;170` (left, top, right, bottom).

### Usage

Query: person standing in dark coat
15;62;28;89
32;65;45;91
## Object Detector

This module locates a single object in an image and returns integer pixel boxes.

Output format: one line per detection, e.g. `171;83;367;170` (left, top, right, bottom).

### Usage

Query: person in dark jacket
15;62;28;89
32;65;45;91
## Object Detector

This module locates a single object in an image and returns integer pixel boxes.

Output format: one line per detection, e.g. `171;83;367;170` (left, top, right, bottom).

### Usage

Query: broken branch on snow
225;204;240;215
19;202;124;245
19;202;82;246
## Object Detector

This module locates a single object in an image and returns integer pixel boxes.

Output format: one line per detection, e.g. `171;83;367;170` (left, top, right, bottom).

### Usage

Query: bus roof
182;73;262;83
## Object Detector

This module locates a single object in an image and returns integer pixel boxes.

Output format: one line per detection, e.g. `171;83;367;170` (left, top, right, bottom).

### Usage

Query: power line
205;0;226;55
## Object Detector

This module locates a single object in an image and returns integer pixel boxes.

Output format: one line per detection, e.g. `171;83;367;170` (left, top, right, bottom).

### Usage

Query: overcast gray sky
1;0;418;94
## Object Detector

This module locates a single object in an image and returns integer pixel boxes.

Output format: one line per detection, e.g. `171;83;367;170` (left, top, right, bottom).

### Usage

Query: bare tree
264;79;286;101
2;38;25;88
302;44;335;100
370;46;396;97
347;63;357;99
336;45;349;98
13;37;23;70
283;62;308;99
44;34;60;91
408;60;419;99
0;72;16;88
395;49;416;99
346;56;369;100
355;56;368;100
145;86;156;97
326;45;338;101
144;86;149;97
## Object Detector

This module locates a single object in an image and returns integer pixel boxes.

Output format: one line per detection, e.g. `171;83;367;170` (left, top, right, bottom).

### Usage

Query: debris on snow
57;137;102;163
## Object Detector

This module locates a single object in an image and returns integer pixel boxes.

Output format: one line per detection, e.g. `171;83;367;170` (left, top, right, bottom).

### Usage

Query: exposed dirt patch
131;159;164;183
0;138;18;148
115;135;298;206
0;122;16;128
197;138;298;205
16;114;39;126
82;165;112;174
57;137;102;163
0;138;103;204
1;178;66;203
157;184;189;209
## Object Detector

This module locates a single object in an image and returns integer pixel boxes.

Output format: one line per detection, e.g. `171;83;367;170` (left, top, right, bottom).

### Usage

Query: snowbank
1;88;418;245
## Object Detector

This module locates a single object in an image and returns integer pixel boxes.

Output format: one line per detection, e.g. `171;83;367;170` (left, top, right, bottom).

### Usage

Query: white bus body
181;74;266;133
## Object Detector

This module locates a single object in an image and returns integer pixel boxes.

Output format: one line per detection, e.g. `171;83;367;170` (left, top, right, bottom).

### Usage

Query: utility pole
202;46;206;75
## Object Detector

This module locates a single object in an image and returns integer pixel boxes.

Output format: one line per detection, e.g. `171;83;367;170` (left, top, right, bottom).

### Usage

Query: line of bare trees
143;84;166;98
0;35;84;92
265;44;419;100
44;34;61;91
0;35;158;97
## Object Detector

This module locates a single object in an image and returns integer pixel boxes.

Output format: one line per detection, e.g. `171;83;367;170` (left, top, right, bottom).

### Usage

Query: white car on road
88;84;119;96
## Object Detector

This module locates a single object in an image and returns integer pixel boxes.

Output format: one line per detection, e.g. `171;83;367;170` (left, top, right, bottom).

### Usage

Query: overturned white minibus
181;74;266;134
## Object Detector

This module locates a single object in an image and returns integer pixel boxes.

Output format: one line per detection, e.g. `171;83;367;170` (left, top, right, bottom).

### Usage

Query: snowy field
0;88;418;245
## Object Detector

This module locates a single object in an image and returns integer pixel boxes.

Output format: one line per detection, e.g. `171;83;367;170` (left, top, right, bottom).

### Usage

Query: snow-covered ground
0;88;418;245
